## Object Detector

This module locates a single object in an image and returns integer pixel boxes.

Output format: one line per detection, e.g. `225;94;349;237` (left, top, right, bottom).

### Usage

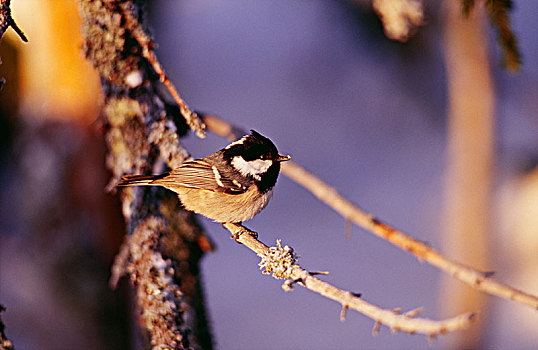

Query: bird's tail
116;173;169;187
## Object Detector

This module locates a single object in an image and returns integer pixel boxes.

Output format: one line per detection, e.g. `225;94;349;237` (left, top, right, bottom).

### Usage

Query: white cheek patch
232;156;273;180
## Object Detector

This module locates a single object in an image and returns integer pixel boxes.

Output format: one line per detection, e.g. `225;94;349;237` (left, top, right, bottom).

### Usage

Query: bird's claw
223;223;258;244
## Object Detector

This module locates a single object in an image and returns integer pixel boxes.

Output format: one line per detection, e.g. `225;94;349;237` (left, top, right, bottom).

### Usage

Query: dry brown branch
223;223;478;336
202;114;538;310
119;2;206;138
0;0;27;42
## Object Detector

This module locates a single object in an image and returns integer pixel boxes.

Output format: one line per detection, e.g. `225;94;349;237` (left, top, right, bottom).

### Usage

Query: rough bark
79;1;213;348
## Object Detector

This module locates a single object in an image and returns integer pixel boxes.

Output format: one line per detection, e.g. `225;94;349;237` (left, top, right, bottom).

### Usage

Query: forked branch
223;223;477;336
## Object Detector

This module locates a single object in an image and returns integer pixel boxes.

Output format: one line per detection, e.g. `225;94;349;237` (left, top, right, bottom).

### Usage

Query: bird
117;130;290;223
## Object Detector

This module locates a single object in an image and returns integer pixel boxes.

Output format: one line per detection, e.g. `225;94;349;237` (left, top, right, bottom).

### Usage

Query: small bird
117;130;290;223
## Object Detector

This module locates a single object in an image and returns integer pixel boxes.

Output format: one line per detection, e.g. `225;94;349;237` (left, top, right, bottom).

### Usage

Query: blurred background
1;0;537;349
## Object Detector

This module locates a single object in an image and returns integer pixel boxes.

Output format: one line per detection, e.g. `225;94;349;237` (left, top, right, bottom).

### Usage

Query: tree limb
79;1;213;348
223;223;478;336
202;114;538;310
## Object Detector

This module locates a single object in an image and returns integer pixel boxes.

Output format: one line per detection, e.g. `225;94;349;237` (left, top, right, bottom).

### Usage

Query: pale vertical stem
441;1;495;348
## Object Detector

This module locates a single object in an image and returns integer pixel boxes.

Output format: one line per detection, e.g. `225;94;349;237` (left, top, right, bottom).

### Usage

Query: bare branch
372;320;382;335
119;2;206;138
202;114;538;310
223;223;478;336
280;161;538;309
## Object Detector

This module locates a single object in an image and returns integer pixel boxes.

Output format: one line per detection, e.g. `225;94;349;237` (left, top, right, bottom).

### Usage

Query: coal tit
117;130;290;223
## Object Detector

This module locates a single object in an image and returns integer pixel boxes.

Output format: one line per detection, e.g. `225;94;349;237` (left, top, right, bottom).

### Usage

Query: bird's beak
277;154;291;162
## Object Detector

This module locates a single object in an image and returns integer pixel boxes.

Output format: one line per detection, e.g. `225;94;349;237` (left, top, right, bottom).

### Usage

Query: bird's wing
154;159;247;194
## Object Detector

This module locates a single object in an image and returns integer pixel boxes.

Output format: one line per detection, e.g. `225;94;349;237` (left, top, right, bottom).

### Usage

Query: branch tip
9;17;27;42
404;307;423;318
282;277;305;292
308;271;329;276
372;320;382;336
340;305;349;322
282;279;295;291
344;217;352;239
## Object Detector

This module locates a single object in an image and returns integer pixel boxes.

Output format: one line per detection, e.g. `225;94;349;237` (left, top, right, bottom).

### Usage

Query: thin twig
223;223;478;336
202;114;538;310
119;3;206;138
0;0;28;42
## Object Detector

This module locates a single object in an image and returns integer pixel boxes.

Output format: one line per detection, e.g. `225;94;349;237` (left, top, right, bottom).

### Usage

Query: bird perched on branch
117;130;290;223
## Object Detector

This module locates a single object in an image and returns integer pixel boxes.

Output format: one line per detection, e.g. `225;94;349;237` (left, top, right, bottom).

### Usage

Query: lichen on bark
78;1;213;348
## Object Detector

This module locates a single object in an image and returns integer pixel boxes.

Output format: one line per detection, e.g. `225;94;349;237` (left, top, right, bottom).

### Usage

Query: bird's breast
174;186;274;223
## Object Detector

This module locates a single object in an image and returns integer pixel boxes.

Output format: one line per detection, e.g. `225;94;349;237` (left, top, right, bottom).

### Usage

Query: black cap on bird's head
224;130;290;163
